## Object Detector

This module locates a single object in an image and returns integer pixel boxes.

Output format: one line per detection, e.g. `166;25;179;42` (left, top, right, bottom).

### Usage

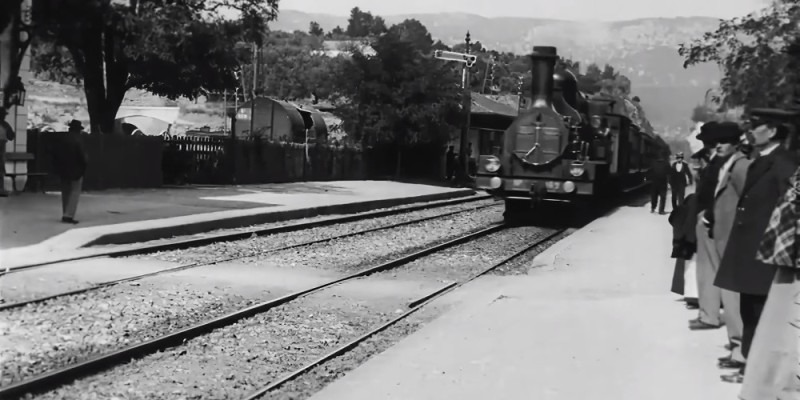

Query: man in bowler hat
703;122;751;369
715;109;799;383
53;120;88;223
690;121;733;331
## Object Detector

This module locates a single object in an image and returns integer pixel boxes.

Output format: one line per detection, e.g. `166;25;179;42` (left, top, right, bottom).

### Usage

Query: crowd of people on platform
660;110;800;399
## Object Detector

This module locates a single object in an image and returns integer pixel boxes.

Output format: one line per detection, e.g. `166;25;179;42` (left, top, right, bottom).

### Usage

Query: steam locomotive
473;46;670;218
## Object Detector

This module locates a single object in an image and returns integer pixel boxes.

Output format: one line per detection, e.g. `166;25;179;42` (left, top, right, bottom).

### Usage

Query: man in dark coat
669;152;693;208
647;154;670;214
0;107;15;197
53;120;88;224
445;146;456;181
715;109;799;383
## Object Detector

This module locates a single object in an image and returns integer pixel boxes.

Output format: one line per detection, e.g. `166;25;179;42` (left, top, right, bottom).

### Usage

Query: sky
278;0;771;21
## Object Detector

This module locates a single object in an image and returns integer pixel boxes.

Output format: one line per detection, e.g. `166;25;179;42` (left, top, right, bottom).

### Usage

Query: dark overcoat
52;131;88;181
715;146;798;295
670;193;699;294
668;161;693;189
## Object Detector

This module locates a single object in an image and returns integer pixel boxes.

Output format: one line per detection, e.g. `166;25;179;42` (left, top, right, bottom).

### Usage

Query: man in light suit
705;122;753;370
669;152;693;209
690;121;732;331
715;109;799;383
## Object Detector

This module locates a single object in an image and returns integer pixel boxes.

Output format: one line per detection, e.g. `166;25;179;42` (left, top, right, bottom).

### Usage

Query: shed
234;97;328;143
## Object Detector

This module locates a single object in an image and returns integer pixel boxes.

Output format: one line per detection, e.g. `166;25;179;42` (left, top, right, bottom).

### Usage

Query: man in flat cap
668;151;693;209
52;120;88;223
715;109;799;383
690;120;732;331
705;121;752;370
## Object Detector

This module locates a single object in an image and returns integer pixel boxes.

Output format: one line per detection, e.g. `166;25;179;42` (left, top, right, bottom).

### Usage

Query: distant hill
272;10;724;134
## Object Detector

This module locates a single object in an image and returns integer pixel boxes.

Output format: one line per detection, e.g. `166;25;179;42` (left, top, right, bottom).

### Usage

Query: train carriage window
479;129;504;156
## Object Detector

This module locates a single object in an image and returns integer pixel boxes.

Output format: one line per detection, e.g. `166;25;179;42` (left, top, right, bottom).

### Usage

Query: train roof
470;93;520;117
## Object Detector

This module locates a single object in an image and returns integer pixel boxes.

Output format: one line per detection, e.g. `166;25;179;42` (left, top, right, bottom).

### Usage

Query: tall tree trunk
71;21;128;134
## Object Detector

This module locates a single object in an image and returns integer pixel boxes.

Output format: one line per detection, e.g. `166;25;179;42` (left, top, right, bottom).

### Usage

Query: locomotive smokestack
529;46;558;109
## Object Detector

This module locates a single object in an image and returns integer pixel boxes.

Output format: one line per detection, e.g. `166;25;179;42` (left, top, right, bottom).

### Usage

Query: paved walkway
310;201;741;400
0;181;472;268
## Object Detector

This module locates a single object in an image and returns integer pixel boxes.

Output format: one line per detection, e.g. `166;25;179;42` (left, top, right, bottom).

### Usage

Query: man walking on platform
689;121;730;331
647;154;670;214
53;120;88;224
715;109;798;384
669;152;693;208
704;122;752;369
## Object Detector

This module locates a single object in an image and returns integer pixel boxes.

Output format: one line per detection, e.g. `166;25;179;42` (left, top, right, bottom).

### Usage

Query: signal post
434;32;476;185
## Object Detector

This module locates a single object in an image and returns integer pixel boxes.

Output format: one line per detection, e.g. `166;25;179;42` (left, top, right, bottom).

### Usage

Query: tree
345;7;385;38
388;19;433;53
309;21;324;37
31;0;278;134
335;27;461;176
678;1;800;110
241;31;346;103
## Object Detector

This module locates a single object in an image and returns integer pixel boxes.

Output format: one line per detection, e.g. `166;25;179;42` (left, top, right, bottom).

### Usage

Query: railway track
0;200;501;311
1;223;521;399
245;226;566;400
4;194;493;274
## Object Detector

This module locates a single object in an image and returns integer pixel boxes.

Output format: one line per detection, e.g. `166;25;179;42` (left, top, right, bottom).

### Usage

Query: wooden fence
25;131;447;190
28;130;163;191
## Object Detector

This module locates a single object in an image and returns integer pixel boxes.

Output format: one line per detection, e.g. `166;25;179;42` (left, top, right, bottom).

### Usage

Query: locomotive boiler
473;46;669;218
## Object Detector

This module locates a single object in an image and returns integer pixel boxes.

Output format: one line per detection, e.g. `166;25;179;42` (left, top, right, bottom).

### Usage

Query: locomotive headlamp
489;176;502;189
563;181;576;193
485;156;501;173
569;162;585;177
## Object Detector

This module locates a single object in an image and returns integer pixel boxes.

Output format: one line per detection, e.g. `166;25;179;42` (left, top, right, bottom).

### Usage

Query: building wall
2;1;31;192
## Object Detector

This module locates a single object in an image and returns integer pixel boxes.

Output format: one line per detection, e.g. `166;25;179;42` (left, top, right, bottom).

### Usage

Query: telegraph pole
432;39;477;186
458;32;472;185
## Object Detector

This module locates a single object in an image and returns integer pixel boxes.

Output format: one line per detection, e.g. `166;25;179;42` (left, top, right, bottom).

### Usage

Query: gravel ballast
120;197;497;254
385;225;560;283
1;205;502;389
29;291;405;400
16;225;565;399
0;282;271;388
141;206;504;271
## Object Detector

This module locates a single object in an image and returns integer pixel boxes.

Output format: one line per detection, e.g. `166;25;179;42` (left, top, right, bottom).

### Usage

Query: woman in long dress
739;166;800;399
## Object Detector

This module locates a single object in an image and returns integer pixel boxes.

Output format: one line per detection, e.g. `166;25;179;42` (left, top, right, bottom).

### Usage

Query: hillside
272;10;723;135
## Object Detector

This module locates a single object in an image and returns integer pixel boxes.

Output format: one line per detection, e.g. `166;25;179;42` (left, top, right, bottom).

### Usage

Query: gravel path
1;206;501;389
29;292;404;400
117;197;496;252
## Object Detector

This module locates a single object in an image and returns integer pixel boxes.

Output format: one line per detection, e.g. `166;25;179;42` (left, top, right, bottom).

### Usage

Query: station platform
0;181;474;268
310;200;741;400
